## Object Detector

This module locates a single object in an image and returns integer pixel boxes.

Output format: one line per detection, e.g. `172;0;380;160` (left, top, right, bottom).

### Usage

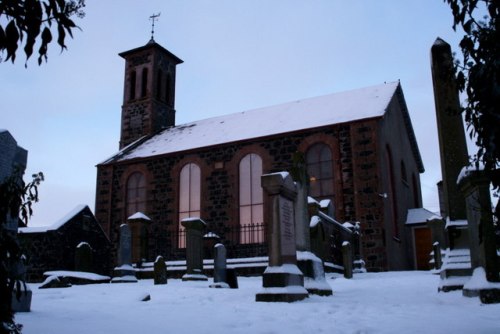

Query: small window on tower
166;74;171;106
141;68;148;98
156;69;163;100
129;70;136;100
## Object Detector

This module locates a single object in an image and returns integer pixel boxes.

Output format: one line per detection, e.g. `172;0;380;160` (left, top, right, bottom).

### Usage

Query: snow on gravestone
112;224;137;283
153;255;168;285
75;242;93;273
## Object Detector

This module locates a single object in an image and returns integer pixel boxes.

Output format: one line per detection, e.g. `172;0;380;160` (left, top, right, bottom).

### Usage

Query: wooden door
414;227;432;270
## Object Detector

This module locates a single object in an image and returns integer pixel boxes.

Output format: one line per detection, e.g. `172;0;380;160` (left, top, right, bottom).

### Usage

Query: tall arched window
239;153;263;243
141;68;148;98
412;173;420;208
126;172;146;217
156;69;163;100
165;74;172;106
129;70;136;100
385;146;399;237
401;161;408;183
306;143;334;200
179;163;201;247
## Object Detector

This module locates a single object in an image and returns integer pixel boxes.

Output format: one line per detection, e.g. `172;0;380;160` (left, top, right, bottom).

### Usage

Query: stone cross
149;12;160;40
256;172;308;302
291;152;311;251
181;217;208;281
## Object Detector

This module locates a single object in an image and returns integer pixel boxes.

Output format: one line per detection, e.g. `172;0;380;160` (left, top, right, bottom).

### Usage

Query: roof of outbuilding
102;81;422;170
405;208;440;225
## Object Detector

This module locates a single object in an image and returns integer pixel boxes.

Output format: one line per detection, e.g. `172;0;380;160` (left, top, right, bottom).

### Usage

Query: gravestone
11;256;32;312
351;222;366;273
181;217;208;281
75;242;93;273
256;172;308;302
459;167;500;301
111;224;137;283
292;152;332;296
127;212;151;263
342;242;353;279
153;255;168;285
431;37;472;291
226;268;239;289
432;242;443;270
209;243;229;288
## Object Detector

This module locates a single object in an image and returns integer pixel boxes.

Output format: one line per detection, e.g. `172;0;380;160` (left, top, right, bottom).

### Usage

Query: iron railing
167;223;268;260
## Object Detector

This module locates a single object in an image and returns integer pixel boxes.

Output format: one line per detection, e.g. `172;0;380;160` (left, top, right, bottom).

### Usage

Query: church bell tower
118;39;183;149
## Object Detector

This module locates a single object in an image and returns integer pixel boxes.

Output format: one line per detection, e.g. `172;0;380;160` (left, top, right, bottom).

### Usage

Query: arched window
385;146;399;237
156;69;163;100
126;172;146;217
401;161;408;183
306;143;334;200
239;153;263;244
129;70;136;100
412;173;420;208
141;68;148;98
166;74;172;106
179;163;201;247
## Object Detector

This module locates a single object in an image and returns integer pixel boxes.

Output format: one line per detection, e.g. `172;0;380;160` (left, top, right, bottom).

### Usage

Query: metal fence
167;223;268;260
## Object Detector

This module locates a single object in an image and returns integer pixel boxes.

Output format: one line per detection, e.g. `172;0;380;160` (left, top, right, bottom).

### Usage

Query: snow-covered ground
17;271;500;334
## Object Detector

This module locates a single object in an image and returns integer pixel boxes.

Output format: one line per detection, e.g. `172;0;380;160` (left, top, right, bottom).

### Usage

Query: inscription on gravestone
279;197;295;258
119;224;132;266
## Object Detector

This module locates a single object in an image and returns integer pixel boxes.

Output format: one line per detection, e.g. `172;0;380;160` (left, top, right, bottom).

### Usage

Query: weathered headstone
459;167;500;301
256;172;308;302
431;37;469;221
128;212;151;263
153;255;168;285
111;224;137;283
351;222;366;273
75;242;93;273
11;256;31;312
432;242;443;270
181;217;208;281
292;153;332;296
226;268;239;289
39;276;71;289
342;241;353;279
431;37;472;291
210;243;229;288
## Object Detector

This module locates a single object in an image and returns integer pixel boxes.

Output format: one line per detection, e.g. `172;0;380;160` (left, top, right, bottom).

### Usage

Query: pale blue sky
1;1;469;226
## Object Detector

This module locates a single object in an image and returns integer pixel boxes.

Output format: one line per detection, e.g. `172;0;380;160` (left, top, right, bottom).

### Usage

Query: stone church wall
96;119;393;271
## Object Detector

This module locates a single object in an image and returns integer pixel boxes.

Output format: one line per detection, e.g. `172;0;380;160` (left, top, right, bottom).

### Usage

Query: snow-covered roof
405;208;439;225
18;204;88;233
445;218;468;229
128;212;151;221
104;82;401;163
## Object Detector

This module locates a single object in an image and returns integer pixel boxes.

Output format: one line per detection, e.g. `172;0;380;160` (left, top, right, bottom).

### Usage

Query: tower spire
149;12;161;42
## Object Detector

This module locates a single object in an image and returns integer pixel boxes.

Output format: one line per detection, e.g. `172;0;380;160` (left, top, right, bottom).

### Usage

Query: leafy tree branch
0;0;85;66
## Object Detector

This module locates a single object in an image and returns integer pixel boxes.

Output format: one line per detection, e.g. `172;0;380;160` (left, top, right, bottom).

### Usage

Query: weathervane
149;12;161;41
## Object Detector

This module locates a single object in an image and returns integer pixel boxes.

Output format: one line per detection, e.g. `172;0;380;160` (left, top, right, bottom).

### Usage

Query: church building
95;39;426;272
